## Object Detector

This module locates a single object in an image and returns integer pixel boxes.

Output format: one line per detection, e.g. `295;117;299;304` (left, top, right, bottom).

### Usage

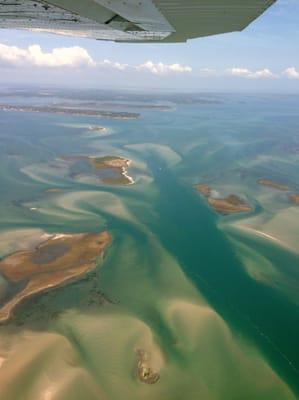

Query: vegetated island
0;231;110;323
135;349;160;384
0;104;139;120
62;155;134;185
257;179;289;191
195;184;252;215
288;193;299;205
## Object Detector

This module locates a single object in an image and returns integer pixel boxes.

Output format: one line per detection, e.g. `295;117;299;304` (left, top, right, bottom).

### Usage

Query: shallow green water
0;93;298;399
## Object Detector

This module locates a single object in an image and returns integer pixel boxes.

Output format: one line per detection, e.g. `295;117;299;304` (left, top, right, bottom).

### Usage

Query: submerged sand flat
0;231;110;323
0;236;295;400
222;206;299;255
0;311;294;400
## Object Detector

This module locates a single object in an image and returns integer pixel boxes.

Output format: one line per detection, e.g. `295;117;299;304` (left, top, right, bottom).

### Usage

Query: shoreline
121;159;135;185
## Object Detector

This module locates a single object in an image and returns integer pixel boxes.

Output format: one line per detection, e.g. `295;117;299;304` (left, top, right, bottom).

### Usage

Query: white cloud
98;59;129;71
227;67;276;79
283;67;299;79
136;60;192;74
228;67;252;77
2;43;297;84
0;44;191;75
0;43;95;67
251;68;276;79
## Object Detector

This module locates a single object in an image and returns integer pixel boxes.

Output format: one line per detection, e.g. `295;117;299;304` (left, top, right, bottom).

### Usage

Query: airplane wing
0;0;276;43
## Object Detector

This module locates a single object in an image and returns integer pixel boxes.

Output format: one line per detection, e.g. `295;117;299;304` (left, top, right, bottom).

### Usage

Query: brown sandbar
288;193;299;205
195;184;252;215
257;179;289;191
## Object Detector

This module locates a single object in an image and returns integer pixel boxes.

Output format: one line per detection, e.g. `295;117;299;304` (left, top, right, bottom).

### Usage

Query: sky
1;0;299;92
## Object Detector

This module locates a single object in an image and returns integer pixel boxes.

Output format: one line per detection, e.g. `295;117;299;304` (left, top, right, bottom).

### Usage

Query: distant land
54;101;173;111
0;104;139;119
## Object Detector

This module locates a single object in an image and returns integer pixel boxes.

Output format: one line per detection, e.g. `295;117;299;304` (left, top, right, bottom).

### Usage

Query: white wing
0;0;276;43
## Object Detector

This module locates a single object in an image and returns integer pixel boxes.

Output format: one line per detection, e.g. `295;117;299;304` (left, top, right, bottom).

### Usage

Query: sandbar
88;125;107;133
45;188;64;193
288;193;299;204
194;184;211;197
257;179;289;191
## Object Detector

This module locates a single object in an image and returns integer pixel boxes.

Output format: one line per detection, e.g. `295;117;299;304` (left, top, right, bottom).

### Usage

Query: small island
257;179;289;191
45;188;64;193
62;155;134;185
288;193;299;205
0;231;110;323
88;125;107;133
208;195;252;214
195;184;252;215
136;349;160;384
194;184;211;197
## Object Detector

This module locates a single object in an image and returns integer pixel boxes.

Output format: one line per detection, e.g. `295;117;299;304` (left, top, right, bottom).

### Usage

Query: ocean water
0;92;298;400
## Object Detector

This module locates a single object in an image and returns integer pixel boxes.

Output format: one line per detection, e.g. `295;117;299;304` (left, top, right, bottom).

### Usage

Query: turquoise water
0;93;298;399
